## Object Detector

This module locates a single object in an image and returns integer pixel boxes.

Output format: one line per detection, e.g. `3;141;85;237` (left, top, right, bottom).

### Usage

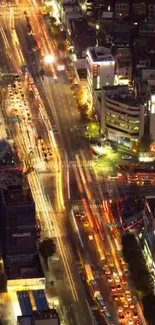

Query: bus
104;310;115;324
89;279;100;298
96;295;107;312
85;264;94;281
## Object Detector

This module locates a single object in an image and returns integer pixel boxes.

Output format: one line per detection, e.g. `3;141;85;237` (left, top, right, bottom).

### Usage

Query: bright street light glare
44;54;54;64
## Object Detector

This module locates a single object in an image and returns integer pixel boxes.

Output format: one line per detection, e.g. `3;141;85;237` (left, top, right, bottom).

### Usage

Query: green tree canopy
139;134;153;152
49;16;57;26
39;238;56;269
85;120;100;138
122;233;155;324
57;42;66;52
122;233;153;294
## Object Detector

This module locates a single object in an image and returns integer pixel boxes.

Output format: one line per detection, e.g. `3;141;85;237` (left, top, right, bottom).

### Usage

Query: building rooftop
5;253;44;280
0;169;23;190
1;187;33;205
18;310;60;325
87;46;114;63
33;309;59;321
103;85;142;107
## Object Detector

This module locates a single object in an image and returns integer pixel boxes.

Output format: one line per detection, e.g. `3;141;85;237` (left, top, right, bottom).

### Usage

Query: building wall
115;1;129;19
101;86;144;141
86;56;115;90
7;277;45;291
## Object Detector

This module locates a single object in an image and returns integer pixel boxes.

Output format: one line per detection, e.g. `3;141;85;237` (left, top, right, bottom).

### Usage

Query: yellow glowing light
44;54;54;64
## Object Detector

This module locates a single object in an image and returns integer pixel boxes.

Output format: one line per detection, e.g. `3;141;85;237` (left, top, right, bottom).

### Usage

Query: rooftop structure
87;46;113;64
18;309;60;325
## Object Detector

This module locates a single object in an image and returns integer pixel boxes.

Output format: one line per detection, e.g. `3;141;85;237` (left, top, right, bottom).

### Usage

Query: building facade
0;181;38;269
86;46;115;92
101;85;145;144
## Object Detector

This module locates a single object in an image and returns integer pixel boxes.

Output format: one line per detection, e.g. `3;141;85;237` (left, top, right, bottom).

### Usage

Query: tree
57;42;66;52
39;238;56;270
49;16;56;26
84;120;100;138
78;103;89;113
139;134;153;152
142;294;155;324
122;233;154;294
51;25;60;37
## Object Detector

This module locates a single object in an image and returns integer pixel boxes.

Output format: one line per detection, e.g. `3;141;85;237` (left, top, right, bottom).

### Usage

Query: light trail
75;154;92;201
47;199;79;302
71;209;84;249
0;27;9;48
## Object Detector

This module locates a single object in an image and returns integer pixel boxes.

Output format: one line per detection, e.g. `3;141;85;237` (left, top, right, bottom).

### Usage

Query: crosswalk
0;5;42;16
72;203;103;210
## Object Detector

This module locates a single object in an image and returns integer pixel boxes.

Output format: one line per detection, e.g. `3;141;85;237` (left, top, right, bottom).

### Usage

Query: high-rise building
0;185;37;261
86;46;115;92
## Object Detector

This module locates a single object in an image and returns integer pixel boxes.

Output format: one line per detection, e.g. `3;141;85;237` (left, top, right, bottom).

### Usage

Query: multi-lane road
0;2;150;325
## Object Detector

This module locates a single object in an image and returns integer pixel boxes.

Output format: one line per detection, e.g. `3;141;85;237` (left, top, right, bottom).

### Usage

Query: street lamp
44;54;54;64
96;24;100;30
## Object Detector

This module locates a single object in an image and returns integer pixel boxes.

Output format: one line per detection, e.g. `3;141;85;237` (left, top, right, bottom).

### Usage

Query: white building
86;46;115;92
101;85;145;144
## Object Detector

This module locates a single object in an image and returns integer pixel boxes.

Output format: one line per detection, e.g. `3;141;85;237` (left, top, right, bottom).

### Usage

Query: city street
0;2;151;325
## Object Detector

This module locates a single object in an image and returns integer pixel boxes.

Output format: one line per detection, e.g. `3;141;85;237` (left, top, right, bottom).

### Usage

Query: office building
148;1;155;19
101;85;145;145
0;184;36;259
0;169;43;290
86;46;115;92
114;0;129;19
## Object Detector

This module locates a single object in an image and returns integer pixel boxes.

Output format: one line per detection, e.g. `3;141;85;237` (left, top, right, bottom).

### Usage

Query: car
135;321;140;325
110;285;116;292
123;302;129;308
129;303;135;309
126;295;132;302
104;269;111;275
116;284;121;290
128;320;134;325
125;289;130;295
120;295;125;301
125;310;131;318
107;276;113;282
119;314;126;324
118;306;124;313
122;154;132;160
84;220;89;227
120;258;126;265
113;294;119;301
133;312;138;319
115;277;120;283
88;234;94;240
121;277;127;284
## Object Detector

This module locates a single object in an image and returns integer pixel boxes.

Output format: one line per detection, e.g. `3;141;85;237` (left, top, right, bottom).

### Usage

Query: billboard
93;64;99;78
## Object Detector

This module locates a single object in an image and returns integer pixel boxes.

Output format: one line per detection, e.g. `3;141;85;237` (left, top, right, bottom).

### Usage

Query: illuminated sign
93;64;99;78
